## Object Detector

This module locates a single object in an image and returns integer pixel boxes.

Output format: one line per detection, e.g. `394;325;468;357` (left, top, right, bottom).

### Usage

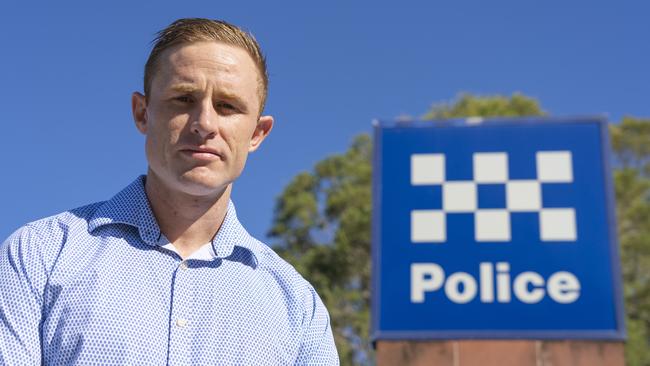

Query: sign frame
371;116;626;341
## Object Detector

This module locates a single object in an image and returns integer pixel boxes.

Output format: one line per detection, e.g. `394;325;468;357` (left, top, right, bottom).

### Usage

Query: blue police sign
372;117;625;340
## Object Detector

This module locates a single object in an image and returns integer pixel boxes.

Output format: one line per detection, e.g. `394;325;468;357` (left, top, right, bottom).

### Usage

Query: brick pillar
375;340;625;366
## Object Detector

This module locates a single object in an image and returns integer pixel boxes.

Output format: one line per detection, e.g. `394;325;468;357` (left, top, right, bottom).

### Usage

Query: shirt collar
89;175;243;259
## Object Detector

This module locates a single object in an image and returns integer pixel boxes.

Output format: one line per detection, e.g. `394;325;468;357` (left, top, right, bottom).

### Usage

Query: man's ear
249;115;274;152
132;92;148;134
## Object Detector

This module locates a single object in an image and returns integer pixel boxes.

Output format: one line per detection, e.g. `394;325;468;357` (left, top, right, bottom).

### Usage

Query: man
0;18;339;365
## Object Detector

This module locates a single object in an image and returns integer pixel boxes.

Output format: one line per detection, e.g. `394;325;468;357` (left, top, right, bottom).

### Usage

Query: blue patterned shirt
0;176;339;365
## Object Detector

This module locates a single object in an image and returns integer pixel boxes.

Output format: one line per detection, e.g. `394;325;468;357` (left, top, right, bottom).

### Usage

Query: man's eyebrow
169;83;199;93
217;91;245;104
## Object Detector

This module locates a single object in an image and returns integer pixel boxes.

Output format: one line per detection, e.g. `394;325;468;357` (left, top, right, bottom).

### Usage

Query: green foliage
270;135;373;365
422;92;545;120
270;94;650;365
611;117;650;365
611;117;650;173
626;317;650;366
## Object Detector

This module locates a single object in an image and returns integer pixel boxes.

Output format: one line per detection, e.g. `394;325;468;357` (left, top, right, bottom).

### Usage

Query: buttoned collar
88;175;246;260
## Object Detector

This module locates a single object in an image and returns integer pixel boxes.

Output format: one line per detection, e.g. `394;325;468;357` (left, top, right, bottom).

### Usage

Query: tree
611;117;650;365
269;94;650;365
270;135;373;365
422;92;545;119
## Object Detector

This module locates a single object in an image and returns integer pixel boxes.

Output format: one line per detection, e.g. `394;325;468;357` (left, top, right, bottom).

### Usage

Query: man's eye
175;96;193;103
217;102;237;111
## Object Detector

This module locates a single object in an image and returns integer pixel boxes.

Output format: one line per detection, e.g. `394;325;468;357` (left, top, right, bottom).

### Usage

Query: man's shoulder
19;201;106;238
3;201;107;255
241;235;335;358
243;236;299;275
241;235;315;293
2;201;107;275
3;174;148;252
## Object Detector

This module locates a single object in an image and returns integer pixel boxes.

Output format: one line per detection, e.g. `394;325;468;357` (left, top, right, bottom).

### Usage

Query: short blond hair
144;18;268;112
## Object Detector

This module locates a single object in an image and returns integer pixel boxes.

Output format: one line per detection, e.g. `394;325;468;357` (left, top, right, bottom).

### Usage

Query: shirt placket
167;260;193;365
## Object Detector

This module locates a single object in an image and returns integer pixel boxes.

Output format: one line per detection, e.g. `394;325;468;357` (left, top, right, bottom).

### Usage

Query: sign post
372;117;625;365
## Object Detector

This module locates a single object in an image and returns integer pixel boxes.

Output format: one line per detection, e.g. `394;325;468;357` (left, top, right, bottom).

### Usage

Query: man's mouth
180;146;223;161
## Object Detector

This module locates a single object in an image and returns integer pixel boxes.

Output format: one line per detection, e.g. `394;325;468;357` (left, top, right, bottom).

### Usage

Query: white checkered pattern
411;151;576;243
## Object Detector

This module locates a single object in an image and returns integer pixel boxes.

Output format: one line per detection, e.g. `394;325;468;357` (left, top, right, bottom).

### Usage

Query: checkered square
443;182;476;212
474;153;508;183
411;210;445;243
537;151;573;183
411;154;445;185
475;210;511;241
477;184;506;209
506;180;541;211
540;208;577;241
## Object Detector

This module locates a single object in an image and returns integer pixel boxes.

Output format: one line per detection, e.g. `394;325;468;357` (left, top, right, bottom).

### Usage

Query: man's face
132;41;273;197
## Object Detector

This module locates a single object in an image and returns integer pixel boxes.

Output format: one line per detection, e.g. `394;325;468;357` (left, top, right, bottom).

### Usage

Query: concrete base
375;340;624;366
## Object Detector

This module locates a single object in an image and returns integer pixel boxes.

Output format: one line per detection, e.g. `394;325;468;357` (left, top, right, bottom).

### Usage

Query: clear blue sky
1;0;648;243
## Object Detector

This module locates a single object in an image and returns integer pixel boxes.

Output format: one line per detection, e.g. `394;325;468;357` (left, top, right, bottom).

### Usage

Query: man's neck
144;171;231;259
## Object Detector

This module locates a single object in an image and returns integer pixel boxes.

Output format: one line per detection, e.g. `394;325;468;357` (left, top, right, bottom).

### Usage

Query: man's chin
176;173;230;198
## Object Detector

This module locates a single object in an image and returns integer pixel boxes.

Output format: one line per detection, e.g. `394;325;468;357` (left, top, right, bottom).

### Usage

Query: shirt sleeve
294;284;340;366
0;226;46;365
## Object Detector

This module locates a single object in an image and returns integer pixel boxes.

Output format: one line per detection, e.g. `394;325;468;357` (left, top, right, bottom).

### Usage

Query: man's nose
191;101;219;139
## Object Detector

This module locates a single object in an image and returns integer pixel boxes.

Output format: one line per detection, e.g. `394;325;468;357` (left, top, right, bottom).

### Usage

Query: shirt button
179;261;188;270
176;318;188;327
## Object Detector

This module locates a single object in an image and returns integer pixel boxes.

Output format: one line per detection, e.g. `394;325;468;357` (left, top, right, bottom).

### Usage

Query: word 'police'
411;262;581;304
